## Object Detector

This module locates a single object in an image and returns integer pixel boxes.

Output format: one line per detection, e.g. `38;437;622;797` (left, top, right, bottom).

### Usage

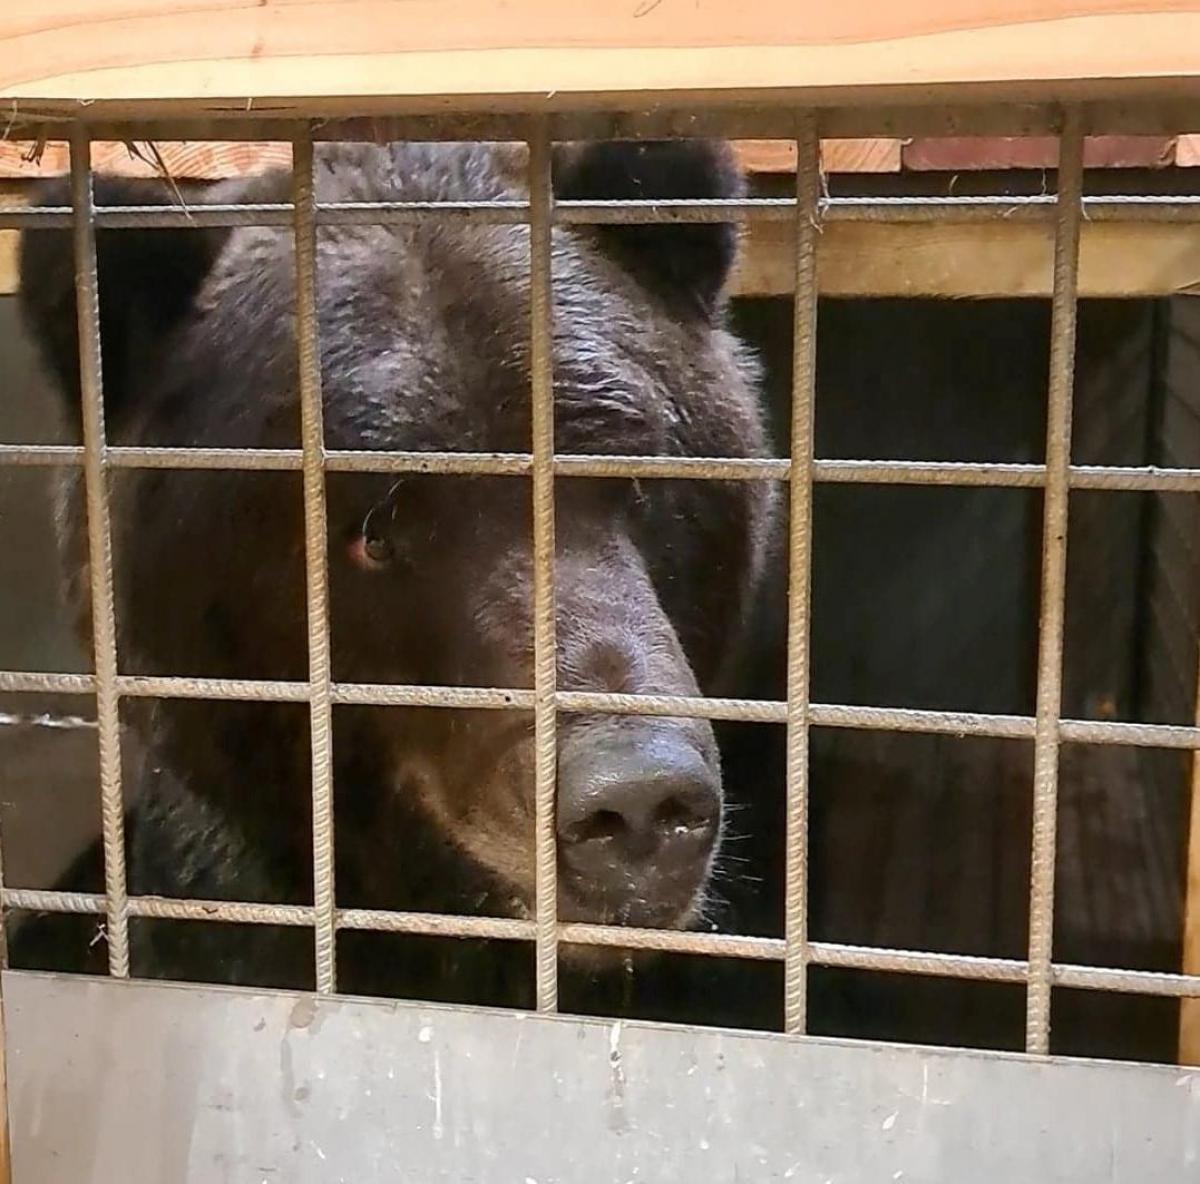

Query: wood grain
2;2;1200;114
0;231;14;297
736;140;903;175
0;140;291;180
2;133;1180;183
732;219;1200;299
1180;653;1200;1064
904;135;1177;170
1176;134;1200;165
7;217;1200;301
1181;758;1200;1063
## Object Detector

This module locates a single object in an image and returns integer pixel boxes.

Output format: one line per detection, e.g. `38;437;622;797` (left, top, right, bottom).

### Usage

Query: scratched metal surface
5;970;1200;1183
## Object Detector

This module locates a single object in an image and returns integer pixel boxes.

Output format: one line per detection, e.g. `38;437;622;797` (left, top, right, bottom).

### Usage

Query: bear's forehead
304;224;685;453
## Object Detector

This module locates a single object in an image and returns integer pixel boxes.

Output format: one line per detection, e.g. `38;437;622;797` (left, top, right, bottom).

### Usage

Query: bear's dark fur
12;140;780;1022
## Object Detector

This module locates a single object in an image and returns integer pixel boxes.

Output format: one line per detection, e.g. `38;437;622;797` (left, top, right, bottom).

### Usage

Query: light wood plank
7;218;1200;301
0;231;15;298
0;140;290;180
1180;649;1200;1065
904;135;1177;170
3;3;1200;116
1180;759;1200;1063
733;220;1200;299
736;140;903;175
1176;134;1200;165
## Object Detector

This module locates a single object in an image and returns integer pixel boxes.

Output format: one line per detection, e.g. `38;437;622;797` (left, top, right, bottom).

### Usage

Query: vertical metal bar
70;126;131;978
529;122;559;1012
292;130;337;995
784;114;821;1036
1025;108;1085;1054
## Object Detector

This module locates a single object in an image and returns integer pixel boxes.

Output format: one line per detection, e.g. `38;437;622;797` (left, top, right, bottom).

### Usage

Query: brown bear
12;139;778;1017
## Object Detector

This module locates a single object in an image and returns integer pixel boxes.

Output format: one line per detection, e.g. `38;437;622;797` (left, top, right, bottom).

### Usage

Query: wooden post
1178;650;1200;1064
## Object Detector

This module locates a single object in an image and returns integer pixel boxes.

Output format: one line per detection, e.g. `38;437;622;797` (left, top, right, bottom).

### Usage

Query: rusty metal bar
68;127;131;980
292;130;338;995
6;668;1200;747
11;193;1200;233
9;886;1200;1001
1025;109;1085;1056
8;444;1200;496
784;113;820;1037
528;120;559;1014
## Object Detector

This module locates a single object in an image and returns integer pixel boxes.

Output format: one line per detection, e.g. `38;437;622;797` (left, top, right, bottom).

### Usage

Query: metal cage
1;100;1199;1181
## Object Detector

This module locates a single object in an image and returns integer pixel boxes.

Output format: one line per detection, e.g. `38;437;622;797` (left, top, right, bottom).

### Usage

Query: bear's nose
556;732;719;897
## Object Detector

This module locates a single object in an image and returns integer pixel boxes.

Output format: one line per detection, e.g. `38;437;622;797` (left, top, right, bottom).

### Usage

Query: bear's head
19;140;775;941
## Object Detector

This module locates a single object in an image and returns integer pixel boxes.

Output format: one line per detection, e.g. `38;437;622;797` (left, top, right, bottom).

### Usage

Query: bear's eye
347;527;395;572
348;484;403;572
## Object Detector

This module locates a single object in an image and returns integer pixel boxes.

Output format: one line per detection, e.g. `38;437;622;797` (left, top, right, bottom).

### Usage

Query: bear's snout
556;724;721;927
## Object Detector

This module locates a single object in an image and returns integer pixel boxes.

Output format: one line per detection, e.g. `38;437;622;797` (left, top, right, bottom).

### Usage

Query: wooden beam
736;140;903;175
1176;135;1200;166
3;2;1200;119
1181;752;1200;1063
731;220;1200;299
4;140;897;182
903;135;1177;171
6;218;1200;302
1180;647;1200;1065
0;232;14;298
0;140;291;180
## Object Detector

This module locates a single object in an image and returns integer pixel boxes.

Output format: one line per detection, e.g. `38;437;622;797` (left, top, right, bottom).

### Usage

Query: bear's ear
551;140;743;320
18;175;230;434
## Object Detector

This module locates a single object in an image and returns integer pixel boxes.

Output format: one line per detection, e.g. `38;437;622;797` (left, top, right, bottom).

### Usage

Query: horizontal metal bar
336;908;532;941
810;942;1030;983
0;672;95;695
1070;465;1200;492
333;683;533;710
814;461;1045;488
1053;964;1200;998
0;444;86;467
3;670;1200;747
9;195;1200;234
809;703;1033;739
1057;718;1200;749
7;446;1200;495
557;923;784;961
556;690;786;724
9;889;1197;999
121;677;533;711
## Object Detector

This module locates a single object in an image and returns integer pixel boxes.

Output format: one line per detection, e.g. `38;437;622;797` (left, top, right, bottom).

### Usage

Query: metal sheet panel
5;970;1200;1183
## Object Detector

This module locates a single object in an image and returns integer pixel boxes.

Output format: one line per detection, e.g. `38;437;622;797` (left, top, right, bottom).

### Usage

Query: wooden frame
5;2;1200;123
2;0;1200;1075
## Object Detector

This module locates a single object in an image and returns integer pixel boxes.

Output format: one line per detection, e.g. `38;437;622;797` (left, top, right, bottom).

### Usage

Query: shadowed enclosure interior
2;106;1200;1071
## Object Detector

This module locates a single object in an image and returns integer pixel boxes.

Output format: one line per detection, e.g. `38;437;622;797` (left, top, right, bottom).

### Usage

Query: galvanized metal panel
5;970;1200;1183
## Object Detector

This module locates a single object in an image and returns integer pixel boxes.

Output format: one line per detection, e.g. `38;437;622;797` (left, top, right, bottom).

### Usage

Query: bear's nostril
653;793;710;836
564;808;627;847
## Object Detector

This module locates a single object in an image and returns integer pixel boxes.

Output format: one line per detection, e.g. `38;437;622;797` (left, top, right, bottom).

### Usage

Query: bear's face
330;470;723;929
21;140;774;940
